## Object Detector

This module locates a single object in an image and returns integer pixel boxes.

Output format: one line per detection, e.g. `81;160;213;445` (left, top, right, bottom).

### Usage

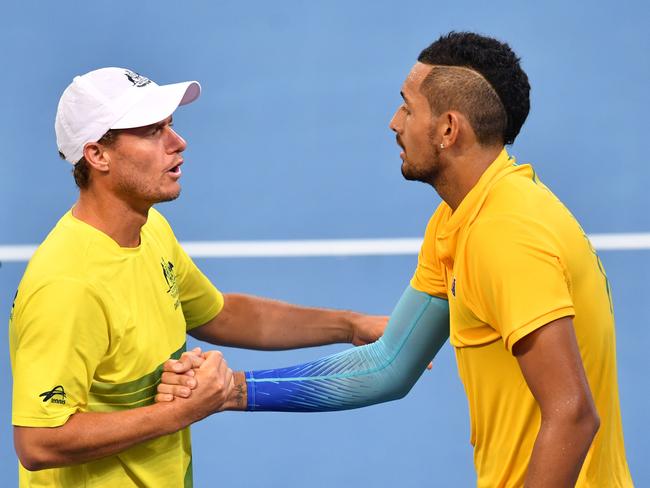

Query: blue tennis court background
1;1;648;486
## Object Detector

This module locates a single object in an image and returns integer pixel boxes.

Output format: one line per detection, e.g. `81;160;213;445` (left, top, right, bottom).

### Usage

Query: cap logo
124;69;151;87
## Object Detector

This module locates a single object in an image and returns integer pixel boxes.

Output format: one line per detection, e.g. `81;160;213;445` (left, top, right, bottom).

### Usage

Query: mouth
167;161;183;177
395;136;405;159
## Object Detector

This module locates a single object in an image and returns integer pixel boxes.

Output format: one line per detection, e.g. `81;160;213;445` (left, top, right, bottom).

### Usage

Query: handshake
155;347;247;420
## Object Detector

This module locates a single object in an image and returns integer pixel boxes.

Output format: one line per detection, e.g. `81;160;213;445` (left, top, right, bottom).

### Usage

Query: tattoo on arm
234;383;245;408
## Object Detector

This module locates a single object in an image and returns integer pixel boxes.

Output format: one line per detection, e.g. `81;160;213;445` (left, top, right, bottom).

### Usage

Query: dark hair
417;32;530;145
59;130;119;189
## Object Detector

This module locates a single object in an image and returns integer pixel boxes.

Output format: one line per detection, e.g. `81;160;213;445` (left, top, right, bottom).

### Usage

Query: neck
432;143;503;211
73;187;150;248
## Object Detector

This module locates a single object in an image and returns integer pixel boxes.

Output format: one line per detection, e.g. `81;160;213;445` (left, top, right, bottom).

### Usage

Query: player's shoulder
15;215;102;319
469;175;576;261
24;212;92;279
423;200;452;237
471;165;543;234
489;163;548;205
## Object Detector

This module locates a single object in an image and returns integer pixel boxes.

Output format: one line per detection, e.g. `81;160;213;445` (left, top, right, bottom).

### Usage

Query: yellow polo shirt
10;208;224;487
411;149;632;487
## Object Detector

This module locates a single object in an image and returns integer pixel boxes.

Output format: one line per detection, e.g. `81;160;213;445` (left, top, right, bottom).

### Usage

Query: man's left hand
350;314;432;370
350;315;389;346
156;347;204;402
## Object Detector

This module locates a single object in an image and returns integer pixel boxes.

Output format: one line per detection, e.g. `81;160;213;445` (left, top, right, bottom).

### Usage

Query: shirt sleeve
465;216;575;352
410;207;448;299
173;242;224;331
10;279;109;427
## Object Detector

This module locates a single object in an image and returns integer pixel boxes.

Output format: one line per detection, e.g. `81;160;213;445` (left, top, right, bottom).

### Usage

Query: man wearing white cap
8;67;385;487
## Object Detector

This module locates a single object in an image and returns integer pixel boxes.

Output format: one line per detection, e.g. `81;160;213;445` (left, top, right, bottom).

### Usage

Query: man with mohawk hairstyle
161;32;633;487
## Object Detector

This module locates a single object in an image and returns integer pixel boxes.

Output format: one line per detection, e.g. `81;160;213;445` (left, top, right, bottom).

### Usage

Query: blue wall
1;1;648;486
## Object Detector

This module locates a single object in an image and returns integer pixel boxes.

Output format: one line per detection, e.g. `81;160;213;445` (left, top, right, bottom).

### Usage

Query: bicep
14;424;66;471
188;293;243;344
513;317;594;416
14;426;45;467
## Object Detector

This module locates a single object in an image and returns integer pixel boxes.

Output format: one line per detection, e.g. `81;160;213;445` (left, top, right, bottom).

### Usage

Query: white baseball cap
55;67;201;164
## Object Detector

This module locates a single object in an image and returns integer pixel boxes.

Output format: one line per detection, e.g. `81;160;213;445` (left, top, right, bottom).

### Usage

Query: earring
440;143;445;149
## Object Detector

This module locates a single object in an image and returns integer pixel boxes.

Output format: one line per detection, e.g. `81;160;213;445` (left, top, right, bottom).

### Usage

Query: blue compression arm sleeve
245;285;449;411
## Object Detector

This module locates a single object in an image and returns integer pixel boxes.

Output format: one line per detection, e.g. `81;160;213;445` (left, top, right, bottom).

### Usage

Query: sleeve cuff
12;410;74;428
185;290;225;331
505;306;575;353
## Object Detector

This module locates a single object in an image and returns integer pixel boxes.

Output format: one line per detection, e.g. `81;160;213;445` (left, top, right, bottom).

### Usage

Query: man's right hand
157;350;236;421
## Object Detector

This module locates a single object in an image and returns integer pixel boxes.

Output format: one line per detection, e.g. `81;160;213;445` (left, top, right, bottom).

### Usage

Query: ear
82;142;112;173
438;111;462;149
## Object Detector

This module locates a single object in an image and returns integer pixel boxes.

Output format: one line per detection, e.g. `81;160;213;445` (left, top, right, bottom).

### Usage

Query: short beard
116;174;181;208
400;142;441;186
157;189;181;204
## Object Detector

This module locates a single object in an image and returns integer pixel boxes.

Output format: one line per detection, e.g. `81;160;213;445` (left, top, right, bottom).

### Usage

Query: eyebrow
153;116;173;130
400;90;411;104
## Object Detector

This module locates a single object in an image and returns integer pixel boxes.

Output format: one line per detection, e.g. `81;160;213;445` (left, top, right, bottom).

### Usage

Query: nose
166;126;187;154
389;107;402;133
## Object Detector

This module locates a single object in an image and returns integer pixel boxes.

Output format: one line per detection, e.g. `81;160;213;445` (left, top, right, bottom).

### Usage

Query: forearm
238;286;449;412
525;414;599;487
15;401;191;470
192;293;358;350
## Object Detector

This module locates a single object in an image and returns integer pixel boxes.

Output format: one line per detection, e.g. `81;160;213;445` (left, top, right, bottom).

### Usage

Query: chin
160;192;181;203
155;188;181;204
401;162;419;181
401;161;436;184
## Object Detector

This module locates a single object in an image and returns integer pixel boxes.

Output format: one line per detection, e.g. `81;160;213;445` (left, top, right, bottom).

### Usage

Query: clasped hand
155;347;238;416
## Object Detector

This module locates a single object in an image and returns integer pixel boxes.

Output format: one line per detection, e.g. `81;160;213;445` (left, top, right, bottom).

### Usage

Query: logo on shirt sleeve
39;385;66;405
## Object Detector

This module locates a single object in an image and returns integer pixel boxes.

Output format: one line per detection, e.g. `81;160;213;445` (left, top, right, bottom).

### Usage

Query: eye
402;104;410;115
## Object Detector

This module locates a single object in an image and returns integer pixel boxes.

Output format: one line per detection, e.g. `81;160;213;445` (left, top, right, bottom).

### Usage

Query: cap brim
110;81;201;130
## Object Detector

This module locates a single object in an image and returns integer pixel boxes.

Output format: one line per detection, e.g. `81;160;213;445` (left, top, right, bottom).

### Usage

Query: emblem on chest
160;258;180;309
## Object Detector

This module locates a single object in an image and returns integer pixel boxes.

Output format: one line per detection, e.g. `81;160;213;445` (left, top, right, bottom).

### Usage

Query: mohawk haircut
418;32;530;145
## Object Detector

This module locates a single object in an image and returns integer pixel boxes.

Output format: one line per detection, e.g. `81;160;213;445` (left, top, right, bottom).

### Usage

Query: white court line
0;233;649;262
